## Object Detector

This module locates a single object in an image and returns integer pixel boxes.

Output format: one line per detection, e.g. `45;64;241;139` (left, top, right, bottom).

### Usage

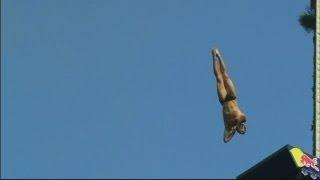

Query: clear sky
1;0;315;178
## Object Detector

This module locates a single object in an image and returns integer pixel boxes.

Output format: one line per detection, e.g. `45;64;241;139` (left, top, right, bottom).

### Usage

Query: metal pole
315;0;320;157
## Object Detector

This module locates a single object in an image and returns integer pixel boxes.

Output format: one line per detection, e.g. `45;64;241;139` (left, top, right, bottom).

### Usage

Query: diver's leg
213;53;227;103
220;61;237;99
213;49;237;99
223;73;237;99
213;48;228;74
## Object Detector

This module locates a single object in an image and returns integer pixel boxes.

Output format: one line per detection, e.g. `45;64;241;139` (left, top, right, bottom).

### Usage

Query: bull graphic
300;154;319;172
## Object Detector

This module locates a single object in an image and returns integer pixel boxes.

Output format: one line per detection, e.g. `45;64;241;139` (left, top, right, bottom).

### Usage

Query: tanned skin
212;48;246;143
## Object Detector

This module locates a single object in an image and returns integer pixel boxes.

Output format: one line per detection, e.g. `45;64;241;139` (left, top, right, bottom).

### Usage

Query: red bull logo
290;147;320;179
300;154;319;172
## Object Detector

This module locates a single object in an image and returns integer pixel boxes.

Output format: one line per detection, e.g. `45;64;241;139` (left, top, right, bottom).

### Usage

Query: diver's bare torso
222;100;245;128
223;100;240;117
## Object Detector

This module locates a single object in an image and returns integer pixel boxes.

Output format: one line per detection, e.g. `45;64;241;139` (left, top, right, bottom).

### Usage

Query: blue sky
1;0;314;178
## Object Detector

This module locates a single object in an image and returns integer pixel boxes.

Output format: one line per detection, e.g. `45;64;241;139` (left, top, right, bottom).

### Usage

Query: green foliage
299;0;315;33
299;8;315;33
